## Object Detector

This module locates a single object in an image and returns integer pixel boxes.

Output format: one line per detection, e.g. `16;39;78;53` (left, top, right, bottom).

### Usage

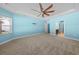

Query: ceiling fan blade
39;3;43;12
32;9;41;13
45;10;55;13
44;4;53;11
42;14;44;17
44;13;50;16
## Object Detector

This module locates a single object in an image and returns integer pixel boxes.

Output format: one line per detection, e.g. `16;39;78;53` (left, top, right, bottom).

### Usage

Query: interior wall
13;14;45;36
48;16;62;35
48;12;79;40
0;8;45;43
0;7;13;43
0;7;13;17
63;12;79;40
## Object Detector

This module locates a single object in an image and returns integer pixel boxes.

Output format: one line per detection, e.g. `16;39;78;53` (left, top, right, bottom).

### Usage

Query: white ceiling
0;3;79;18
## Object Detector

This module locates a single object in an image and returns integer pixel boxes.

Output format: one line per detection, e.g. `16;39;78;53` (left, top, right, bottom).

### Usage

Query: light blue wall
48;16;63;34
48;12;79;40
0;8;45;43
63;12;79;40
0;7;14;43
0;7;13;17
13;14;45;36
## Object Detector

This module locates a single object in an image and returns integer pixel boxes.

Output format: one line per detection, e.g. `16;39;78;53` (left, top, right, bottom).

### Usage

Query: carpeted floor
0;33;79;55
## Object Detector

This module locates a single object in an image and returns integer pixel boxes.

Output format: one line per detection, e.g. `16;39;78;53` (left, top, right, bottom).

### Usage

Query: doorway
48;24;50;33
58;21;64;37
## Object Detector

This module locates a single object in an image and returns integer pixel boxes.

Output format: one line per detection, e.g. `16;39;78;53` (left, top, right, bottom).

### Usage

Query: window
0;16;12;34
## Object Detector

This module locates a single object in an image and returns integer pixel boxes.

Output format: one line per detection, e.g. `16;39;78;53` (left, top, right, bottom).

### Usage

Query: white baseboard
64;36;79;41
50;33;79;41
0;33;44;45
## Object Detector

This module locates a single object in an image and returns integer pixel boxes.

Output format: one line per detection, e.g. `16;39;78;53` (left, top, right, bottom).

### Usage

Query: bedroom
0;3;79;55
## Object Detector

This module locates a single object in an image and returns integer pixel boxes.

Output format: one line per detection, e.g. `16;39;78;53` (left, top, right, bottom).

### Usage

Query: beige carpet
0;33;79;55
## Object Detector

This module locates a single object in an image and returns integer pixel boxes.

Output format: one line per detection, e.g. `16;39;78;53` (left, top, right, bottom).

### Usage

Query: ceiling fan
32;3;55;17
